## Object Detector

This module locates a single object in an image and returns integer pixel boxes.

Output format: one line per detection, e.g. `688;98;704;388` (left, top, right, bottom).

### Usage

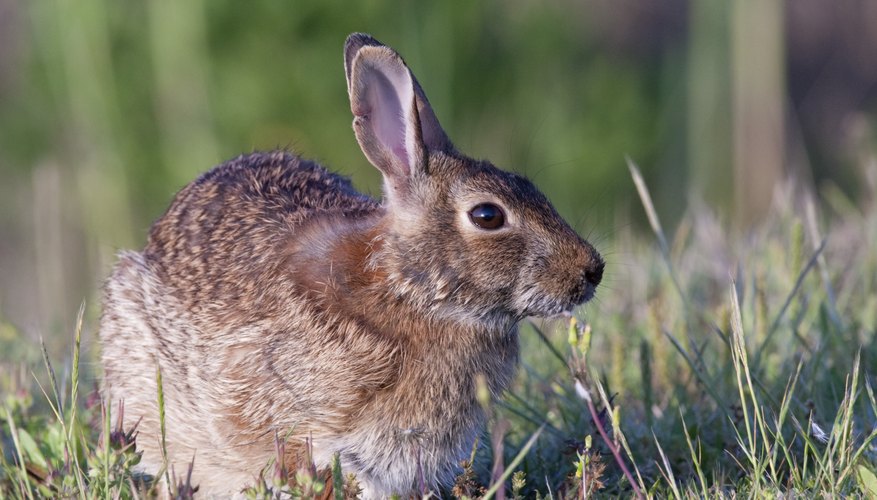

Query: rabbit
99;32;604;498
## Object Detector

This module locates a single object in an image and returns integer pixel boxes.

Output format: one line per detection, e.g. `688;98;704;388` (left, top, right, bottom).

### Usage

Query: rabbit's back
144;151;379;325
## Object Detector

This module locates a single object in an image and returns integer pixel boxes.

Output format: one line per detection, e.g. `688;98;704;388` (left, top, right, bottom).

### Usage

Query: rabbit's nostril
585;259;604;287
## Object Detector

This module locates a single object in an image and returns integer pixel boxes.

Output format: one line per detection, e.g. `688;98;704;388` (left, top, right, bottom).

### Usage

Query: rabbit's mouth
569;280;598;306
516;284;597;319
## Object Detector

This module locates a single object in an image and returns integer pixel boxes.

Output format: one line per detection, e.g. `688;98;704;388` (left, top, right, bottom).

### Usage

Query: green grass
2;166;877;498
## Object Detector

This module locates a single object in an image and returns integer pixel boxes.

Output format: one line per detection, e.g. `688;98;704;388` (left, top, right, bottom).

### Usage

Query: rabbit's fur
100;33;604;498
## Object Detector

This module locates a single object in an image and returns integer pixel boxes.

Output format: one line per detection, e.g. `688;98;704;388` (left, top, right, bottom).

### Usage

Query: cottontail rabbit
100;33;603;498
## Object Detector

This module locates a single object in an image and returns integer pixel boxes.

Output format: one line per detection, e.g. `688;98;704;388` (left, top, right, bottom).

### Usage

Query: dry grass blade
626;157;668;254
481;426;543;500
653;432;681;500
36;327;87;496
627;156;686;302
68;302;87;500
729;279;771;494
155;363;170;496
4;405;35;500
576;379;645;498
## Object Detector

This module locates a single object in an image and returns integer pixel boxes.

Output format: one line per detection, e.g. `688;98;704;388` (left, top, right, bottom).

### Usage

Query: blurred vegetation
0;2;876;494
0;2;876;364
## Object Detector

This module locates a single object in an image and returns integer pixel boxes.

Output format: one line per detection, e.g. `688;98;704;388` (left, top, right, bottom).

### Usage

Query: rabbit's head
345;33;603;325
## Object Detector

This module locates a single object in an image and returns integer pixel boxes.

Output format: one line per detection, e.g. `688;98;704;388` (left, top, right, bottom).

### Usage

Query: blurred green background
0;0;875;352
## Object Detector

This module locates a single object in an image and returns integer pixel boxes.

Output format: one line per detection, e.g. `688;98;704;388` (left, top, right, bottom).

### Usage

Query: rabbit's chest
367;324;519;424
324;330;519;492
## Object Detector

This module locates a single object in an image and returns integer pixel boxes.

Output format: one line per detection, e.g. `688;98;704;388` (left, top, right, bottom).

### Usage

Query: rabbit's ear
344;33;453;190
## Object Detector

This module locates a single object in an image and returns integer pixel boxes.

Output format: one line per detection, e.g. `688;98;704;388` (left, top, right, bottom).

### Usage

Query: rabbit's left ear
344;33;453;191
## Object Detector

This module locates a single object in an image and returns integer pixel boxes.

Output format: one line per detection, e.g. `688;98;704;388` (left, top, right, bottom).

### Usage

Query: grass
2;165;877;498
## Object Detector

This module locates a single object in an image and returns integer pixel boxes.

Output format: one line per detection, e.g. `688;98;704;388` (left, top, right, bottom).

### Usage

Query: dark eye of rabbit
468;203;505;230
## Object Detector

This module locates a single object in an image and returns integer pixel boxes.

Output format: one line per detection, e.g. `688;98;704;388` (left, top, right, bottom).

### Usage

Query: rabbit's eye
468;203;505;230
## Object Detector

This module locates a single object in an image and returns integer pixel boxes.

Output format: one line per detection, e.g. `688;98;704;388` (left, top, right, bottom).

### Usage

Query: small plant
1;307;148;498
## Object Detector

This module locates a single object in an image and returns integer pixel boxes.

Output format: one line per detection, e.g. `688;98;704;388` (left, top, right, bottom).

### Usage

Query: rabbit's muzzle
515;239;604;317
569;251;605;305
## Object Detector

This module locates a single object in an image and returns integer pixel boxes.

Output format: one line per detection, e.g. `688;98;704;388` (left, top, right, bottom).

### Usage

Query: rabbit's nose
568;252;603;305
585;257;604;287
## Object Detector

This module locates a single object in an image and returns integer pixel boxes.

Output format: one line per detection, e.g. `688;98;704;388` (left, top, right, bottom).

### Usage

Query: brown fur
100;33;603;498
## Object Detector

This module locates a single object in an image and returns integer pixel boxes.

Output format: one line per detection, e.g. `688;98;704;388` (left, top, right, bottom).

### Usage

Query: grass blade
482;426;544;500
4;405;35;500
627;157;686;302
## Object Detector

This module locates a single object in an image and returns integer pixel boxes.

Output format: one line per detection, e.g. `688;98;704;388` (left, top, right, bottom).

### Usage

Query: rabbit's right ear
344;33;454;196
